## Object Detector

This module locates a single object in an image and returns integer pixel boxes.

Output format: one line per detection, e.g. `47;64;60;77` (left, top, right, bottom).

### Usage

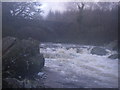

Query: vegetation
2;2;118;45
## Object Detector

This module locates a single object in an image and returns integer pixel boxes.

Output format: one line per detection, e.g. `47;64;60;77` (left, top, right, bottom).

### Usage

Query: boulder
2;36;45;79
106;40;118;51
2;36;17;55
22;78;44;88
3;78;44;88
108;54;118;59
7;54;45;79
3;78;23;88
91;47;108;56
26;54;45;76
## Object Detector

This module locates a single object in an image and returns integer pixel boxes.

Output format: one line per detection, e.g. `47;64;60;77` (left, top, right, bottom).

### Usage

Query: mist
2;1;119;88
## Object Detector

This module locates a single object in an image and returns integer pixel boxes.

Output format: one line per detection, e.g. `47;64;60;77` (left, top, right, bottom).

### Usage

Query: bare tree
77;3;85;11
76;2;85;30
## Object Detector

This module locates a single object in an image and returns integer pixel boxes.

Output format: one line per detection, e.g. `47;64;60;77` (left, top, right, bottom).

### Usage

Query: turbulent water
40;43;118;88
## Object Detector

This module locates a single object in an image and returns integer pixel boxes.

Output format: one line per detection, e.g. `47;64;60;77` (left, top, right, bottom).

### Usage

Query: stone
3;78;45;88
2;36;17;55
108;54;118;59
38;72;45;77
91;47;108;56
2;36;45;79
106;40;118;51
27;54;45;76
3;78;23;88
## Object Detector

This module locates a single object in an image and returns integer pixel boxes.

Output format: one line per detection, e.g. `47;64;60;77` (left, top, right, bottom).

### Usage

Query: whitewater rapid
40;43;118;88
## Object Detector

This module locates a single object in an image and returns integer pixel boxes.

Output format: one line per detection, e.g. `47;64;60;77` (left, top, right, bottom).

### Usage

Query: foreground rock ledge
2;36;45;88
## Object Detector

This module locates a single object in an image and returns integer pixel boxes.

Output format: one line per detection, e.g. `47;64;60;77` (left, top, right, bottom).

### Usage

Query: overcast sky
40;2;67;17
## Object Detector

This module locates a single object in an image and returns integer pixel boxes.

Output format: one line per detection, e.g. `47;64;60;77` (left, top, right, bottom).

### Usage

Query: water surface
40;43;118;88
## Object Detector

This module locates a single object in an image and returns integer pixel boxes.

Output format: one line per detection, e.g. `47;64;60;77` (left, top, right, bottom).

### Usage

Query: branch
77;3;85;11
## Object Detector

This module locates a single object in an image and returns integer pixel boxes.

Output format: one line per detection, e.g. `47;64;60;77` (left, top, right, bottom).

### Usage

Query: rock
22;78;44;88
2;36;17;55
106;40;118;51
3;78;23;88
2;36;45;79
108;54;118;59
9;54;45;79
3;78;44;88
91;47;108;56
27;54;45;76
21;37;40;56
38;72;45;77
76;48;85;53
2;37;40;59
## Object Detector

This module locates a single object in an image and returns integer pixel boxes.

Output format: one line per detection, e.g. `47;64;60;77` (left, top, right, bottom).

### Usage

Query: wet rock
8;54;45;79
3;78;23;88
76;48;83;53
2;36;45;79
2;36;17;55
91;47;108;56
37;72;45;78
3;78;44;88
2;37;39;59
22;78;44;88
28;54;45;76
108;54;118;59
106;40;118;51
21;37;40;56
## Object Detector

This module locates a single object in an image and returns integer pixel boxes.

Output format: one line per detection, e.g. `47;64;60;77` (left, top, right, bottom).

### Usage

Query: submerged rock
91;47;108;56
108;54;118;59
106;40;118;51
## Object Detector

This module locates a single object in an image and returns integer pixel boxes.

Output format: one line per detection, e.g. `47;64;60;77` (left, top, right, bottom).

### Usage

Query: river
40;43;118;88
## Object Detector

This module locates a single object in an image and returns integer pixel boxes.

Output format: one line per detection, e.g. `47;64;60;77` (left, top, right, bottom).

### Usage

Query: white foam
40;43;118;88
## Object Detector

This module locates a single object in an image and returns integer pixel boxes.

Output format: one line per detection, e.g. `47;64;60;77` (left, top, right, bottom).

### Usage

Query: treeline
2;2;118;45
